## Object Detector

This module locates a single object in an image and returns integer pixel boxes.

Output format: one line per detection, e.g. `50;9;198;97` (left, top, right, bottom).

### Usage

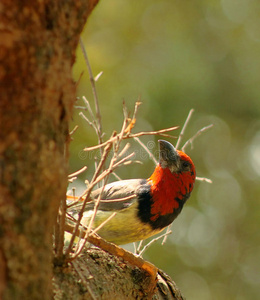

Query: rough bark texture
53;247;184;300
0;1;98;299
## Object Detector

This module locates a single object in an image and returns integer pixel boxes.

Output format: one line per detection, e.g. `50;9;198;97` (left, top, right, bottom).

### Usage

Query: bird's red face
147;140;196;226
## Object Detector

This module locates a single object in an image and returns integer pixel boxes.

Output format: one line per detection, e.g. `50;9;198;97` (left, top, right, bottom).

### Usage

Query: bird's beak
158;140;179;169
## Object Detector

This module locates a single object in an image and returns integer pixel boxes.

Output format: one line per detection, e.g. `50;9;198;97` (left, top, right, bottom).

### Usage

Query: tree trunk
0;1;98;299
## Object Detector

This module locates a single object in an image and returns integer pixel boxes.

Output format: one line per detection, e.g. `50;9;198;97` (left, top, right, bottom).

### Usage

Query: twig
54;195;66;260
136;240;144;254
82;97;97;126
68;166;88;178
80;38;102;139
124;101;142;134
196;176;213;183
117;143;131;158
68;177;77;183
134;137;157;166
175;109;194;150
75;71;84;89
84;126;178;151
137;230;172;257
182;124;213;152
70;125;79;136
94;71;103;82
79;111;97;131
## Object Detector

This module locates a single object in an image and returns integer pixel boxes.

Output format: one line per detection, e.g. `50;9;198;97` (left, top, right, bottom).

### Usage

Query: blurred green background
69;1;260;299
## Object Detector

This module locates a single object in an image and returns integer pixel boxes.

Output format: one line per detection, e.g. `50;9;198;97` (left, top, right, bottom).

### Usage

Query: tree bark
0;1;98;299
53;247;184;300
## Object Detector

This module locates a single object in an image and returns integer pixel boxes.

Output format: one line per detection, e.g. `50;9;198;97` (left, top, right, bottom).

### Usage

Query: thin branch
70;125;79;136
84;126;178;152
75;71;84;88
136;240;144;254
111;172;122;181
118;142;131;158
68;177;77;183
54;195;66;260
68;166;88;178
94;71;103;82
80;38;102;139
82;97;97;126
175;109;194;150
134;137;157;166
181;124;214;152
138;230;172;257
124;101;142;134
79;111;97;131
196;176;213;183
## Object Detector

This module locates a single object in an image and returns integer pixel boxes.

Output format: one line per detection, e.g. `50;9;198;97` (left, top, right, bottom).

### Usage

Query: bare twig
124;101;142;134
134;137;157;166
182;124;213;152
80;38;102;139
136;240;144;254
70;125;79;136
118;143;131;158
94;71;103;82
68;166;88;178
175;109;194;150
196;176;213;183
68;177;77;183
79;111;96;130
54;195;67;261
75;71;84;88
111;172;122;181
137;230;172;257
84;126;178;151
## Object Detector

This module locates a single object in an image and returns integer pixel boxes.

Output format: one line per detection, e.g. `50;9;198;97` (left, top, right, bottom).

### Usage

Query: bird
66;140;196;245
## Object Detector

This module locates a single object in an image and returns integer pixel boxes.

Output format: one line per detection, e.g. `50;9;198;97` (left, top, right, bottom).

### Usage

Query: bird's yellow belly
81;203;162;245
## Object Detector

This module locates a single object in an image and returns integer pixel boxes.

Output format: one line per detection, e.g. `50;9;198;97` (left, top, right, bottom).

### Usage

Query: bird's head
158;140;196;181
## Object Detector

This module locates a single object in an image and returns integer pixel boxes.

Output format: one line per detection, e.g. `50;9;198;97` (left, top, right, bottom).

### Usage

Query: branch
79;38;103;140
182;124;213;152
84;126;178;151
65;223;158;281
175;109;194;149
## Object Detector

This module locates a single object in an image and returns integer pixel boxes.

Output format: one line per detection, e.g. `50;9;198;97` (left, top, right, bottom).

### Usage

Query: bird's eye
182;161;190;169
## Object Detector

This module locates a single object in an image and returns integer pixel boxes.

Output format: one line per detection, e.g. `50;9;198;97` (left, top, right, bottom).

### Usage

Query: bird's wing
68;179;147;213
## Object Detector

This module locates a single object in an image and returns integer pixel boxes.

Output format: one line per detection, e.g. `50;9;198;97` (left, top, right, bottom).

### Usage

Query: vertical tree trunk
0;1;99;299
